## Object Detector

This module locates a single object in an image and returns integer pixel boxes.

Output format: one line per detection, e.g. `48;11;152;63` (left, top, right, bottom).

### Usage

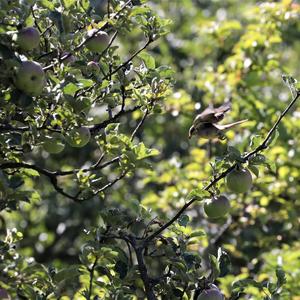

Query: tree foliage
1;0;300;299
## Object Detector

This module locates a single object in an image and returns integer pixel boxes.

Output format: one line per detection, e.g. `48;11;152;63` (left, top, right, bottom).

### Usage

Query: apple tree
1;0;300;299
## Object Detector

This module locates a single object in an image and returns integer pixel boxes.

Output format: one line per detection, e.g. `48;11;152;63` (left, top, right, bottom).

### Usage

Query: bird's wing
193;102;232;125
214;119;248;130
214;101;231;116
193;107;218;125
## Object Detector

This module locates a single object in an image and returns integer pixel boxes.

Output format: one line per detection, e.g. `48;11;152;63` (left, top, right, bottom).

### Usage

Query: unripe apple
41;133;65;154
65;127;91;148
15;61;45;96
85;30;110;52
226;167;253;193
61;52;76;65
197;288;224;300
16;27;40;51
204;195;230;219
87;61;100;74
90;0;107;16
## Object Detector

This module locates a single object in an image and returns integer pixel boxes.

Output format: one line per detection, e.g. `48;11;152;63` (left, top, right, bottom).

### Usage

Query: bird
189;102;247;139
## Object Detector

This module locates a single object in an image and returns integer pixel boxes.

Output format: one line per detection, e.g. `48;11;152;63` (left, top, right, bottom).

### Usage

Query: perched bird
189;102;247;139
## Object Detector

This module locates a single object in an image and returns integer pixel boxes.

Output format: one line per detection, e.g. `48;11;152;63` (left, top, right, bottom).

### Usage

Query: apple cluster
203;167;253;220
13;26;110;97
10;25;112;154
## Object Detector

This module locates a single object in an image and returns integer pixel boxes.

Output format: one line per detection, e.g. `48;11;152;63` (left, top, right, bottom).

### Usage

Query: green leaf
53;266;81;283
62;0;76;8
218;248;231;277
248;164;259;177
138;52;156;69
105;123;120;136
266;129;279;147
178;214;189;227
250;135;263;149
249;154;266;165
133;142;160;160
63;83;79;96
275;268;286;286
39;0;55;9
115;260;128;279
130;6;151;17
266;160;277;173
232;278;262;289
208;254;220;281
186;188;209;201
190;230;206;238
182;252;197;269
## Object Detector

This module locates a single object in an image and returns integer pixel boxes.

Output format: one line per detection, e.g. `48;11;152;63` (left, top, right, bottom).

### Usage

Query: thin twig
87;256;98;300
93;170;128;195
89;105;142;135
130;108;149;141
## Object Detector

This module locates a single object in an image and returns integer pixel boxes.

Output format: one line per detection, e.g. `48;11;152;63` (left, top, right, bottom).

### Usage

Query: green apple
41;133;65;154
15;61;45;96
87;61;100;74
89;0;107;16
85;30;110;52
65;127;91;148
197;288;224;300
204;195;230;219
226;167;253;193
61;52;76;65
16;27;40;51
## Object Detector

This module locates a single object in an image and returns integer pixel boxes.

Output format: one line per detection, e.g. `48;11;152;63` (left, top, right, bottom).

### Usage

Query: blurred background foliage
1;0;300;299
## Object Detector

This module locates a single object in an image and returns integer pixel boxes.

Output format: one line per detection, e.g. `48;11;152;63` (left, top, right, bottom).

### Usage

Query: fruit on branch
197;287;224;300
85;30;110;52
16;27;40;51
226;167;253;193
41;133;65;154
15;61;45;96
87;61;100;74
203;195;230;219
61;52;76;65
65;127;91;148
89;0;107;16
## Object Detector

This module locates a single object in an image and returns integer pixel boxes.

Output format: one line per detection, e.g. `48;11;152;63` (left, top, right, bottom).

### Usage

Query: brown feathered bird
189;102;247;139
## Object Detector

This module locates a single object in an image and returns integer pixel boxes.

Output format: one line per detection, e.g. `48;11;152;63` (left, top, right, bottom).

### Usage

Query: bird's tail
214;119;248;130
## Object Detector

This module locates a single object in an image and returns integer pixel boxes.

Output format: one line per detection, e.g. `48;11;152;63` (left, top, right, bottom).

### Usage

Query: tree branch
89;105;142;135
86;256;98;300
145;91;300;244
134;246;156;300
131;108;149;141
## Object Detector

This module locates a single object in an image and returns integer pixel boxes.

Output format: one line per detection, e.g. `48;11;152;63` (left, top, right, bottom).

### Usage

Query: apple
65;127;91;148
226;167;253;193
204;195;230;219
61;52;76;65
16;27;40;51
197;288;224;300
87;61;100;74
15;61;45;96
41;133;65;154
85;30;110;52
90;0;107;16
